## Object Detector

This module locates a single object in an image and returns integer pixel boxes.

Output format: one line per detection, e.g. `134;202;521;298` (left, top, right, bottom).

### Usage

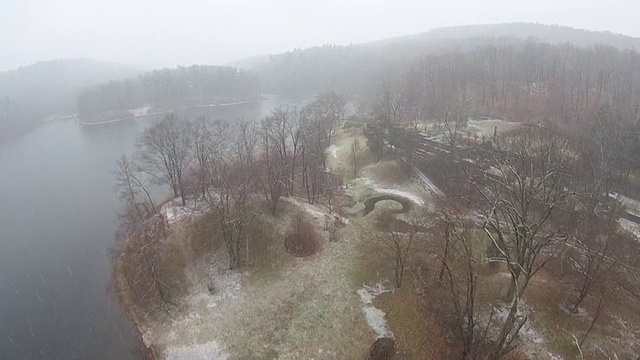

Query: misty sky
1;0;639;71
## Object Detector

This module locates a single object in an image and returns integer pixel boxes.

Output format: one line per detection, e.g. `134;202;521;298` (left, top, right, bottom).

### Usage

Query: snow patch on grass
618;218;640;239
326;145;339;158
357;283;391;304
492;303;545;345
284;197;348;231
358;175;426;206
130;106;151;117
207;267;242;304
363;307;393;339
165;340;228;360
358;283;393;338
161;197;207;223
467;118;520;138
478;301;558;359
610;192;640;218
185;257;243;311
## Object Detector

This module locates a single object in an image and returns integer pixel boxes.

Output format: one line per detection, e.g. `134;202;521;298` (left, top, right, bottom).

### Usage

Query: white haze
1;0;639;71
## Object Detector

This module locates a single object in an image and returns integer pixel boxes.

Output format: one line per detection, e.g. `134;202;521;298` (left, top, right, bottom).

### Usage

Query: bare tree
349;136;362;177
113;150;184;315
190;117;227;197
374;82;409;157
477;128;573;299
438;91;470;159
113;155;155;224
115;200;186;315
470;128;573;355
316;91;346;144
136;113;192;205
203;123;258;269
286;108;308;195
567;214;617;313
436;207;458;283
369;217;419;288
301;108;330;205
587;103;631;197
439;222;493;359
260;109;290;213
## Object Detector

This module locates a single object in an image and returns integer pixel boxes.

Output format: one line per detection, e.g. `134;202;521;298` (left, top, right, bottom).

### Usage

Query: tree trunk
178;176;186;206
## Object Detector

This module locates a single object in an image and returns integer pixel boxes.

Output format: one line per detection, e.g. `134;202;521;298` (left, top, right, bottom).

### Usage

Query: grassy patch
246;214;289;279
521;275;586;359
185;212;222;257
349;248;382;288
376;281;453;359
346;217;392;287
364;160;409;186
329;128;376;181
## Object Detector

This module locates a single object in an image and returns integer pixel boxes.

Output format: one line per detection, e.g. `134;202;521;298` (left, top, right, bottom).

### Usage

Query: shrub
284;213;321;257
188;211;222;256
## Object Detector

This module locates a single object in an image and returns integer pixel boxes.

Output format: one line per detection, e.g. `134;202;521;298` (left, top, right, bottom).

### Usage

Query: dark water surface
0;96;301;359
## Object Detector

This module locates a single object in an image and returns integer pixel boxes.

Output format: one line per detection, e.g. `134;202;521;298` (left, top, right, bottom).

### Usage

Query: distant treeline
248;23;640;101
0;59;140;138
395;40;640;130
249;38;550;96
253;38;640;131
76;65;260;120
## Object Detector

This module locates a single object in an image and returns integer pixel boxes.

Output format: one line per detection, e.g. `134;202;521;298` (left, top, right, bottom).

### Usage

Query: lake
0;95;304;359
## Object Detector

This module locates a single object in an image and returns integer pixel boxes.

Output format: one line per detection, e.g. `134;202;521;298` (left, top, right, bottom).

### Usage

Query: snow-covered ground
610;192;640;219
357;283;393;339
618;218;640;239
415;117;521;142
130;106;151;117
466;118;521;138
326;145;339;158
479;301;562;360
161;197;207;224
355;170;427;206
164;341;228;360
608;192;640;240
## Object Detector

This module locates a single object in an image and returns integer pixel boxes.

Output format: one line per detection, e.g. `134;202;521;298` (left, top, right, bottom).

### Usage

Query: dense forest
250;34;640;160
393;40;640;129
244;23;640;97
0;59;140;138
76;65;260;121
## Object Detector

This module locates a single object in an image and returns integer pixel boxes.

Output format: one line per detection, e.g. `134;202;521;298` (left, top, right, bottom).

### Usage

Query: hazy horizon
2;0;640;72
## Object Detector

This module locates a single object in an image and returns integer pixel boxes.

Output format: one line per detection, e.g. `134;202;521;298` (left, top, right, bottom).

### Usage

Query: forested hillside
393;41;640;130
0;59;141;138
375;22;640;48
244;23;640;97
76;66;260;122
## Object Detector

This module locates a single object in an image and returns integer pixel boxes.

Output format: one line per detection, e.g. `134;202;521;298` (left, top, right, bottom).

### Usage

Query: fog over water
0;97;298;359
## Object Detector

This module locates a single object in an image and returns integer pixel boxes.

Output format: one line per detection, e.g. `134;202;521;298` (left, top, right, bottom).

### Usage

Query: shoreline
77;99;261;126
113;252;159;359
